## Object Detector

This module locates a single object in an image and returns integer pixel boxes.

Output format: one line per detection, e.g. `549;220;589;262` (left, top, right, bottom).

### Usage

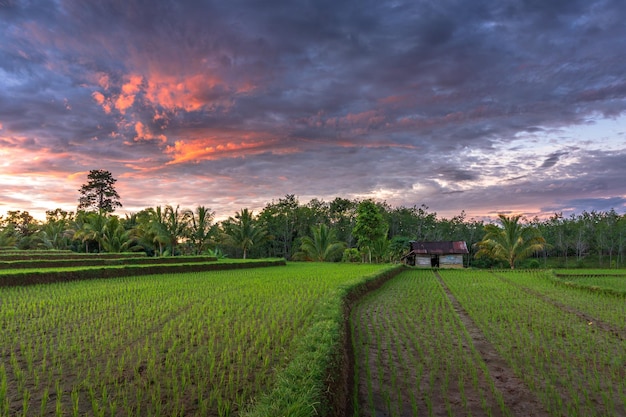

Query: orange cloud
91;65;257;119
144;73;226;112
97;72;110;90
113;74;143;114
122;74;143;94
164;136;281;165
134;121;167;143
91;91;112;114
114;94;135;114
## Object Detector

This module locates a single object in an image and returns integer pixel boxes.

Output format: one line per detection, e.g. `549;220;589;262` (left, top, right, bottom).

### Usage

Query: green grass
556;269;626;276
557;276;626;292
243;264;402;417
0;259;286;287
547;269;626;295
351;270;511;417
440;269;626;417
0;256;218;270
0;262;392;417
538;254;626;269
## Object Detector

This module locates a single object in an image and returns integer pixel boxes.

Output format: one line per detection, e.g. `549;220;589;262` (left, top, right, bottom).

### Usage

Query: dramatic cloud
1;0;625;220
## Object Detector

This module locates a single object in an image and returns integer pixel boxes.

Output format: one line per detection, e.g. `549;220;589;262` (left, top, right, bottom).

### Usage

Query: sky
1;0;625;222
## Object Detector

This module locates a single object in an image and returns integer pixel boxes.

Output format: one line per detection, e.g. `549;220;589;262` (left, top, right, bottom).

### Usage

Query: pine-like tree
77;169;122;214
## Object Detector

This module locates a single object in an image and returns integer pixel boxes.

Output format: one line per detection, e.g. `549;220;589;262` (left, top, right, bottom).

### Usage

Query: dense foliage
475;214;547;269
1;194;625;267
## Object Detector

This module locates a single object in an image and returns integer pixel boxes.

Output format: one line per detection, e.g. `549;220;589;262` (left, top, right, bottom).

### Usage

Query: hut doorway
431;255;440;268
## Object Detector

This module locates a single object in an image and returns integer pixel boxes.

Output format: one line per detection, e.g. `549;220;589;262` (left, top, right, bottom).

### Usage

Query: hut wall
416;255;431;267
440;254;464;268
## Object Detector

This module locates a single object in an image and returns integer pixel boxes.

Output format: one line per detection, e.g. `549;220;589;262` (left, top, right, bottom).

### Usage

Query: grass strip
0;252;147;261
0;259;286;287
548;270;626;297
242;264;404;417
0;256;217;269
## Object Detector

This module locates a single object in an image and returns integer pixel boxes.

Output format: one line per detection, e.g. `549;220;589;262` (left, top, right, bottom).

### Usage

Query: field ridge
493;272;626;340
434;271;550;417
0;259;286;287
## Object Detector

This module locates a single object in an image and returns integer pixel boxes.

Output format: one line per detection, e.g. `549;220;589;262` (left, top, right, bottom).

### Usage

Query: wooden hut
402;241;468;268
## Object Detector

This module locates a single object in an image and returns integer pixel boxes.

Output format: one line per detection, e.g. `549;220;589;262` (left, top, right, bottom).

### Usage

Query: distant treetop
77;169;122;214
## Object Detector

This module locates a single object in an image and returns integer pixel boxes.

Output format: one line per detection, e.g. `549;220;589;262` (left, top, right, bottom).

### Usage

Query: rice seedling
439;269;626;417
0;262;386;416
351;269;514;417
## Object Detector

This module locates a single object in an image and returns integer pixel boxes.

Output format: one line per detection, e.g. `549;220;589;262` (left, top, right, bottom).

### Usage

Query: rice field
553;269;626;293
3;262;625;417
351;269;626;417
0;262;387;417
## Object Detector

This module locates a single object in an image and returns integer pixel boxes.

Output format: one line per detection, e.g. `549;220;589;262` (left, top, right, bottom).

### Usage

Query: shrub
341;248;360;263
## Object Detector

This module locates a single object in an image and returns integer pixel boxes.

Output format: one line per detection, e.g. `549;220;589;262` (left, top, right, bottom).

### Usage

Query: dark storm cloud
1;0;626;219
540;152;568;169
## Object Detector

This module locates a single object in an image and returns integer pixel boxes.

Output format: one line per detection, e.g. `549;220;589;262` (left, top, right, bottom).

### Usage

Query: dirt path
434;271;549;417
349;270;549;417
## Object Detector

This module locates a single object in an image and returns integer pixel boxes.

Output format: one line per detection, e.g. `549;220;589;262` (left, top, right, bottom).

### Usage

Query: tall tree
78;169;122;214
0;223;17;248
328;197;358;248
4;210;37;238
258;195;299;259
187;206;215;255
475;214;546;269
353;200;388;263
3;210;42;249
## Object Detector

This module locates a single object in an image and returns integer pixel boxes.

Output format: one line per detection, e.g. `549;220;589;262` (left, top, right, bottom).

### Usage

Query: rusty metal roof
408;241;468;255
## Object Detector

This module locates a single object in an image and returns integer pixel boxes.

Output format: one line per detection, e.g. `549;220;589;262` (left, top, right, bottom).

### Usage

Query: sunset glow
1;1;625;221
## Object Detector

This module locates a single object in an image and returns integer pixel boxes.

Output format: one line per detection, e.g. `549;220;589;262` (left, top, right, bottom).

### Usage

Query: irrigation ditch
330;265;406;417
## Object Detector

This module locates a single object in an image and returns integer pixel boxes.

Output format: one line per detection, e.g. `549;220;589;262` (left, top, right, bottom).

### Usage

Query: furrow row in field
351;269;520;417
439;269;626;417
493;271;626;340
501;270;626;331
1;263;385;417
433;271;549;417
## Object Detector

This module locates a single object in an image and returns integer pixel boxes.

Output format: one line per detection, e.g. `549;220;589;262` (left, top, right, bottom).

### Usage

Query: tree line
1;171;625;268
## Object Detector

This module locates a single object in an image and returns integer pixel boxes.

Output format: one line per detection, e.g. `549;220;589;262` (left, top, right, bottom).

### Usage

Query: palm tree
101;216;141;253
299;224;345;261
163;205;190;256
135;206;171;256
187;206;215;255
72;211;107;252
224;208;266;259
370;236;390;263
0;224;17;249
41;210;73;250
475;214;546;269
